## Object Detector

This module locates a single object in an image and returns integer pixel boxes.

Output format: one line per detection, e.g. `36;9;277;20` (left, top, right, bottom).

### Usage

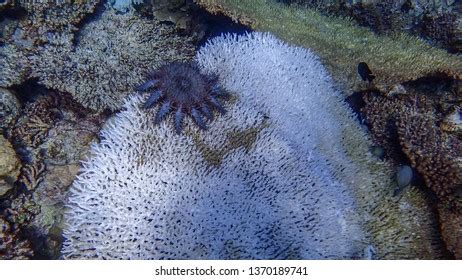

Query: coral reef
2;90;105;258
0;135;20;196
1;3;195;111
194;0;462;94
359;79;462;258
32;8;196;111
62;33;445;259
138;62;228;133
0;1;102;87
278;0;462;53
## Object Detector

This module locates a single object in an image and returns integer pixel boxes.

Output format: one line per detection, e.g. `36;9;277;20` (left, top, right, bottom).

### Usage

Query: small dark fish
358;62;375;83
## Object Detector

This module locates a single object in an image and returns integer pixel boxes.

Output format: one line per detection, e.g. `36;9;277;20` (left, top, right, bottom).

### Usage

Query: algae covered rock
0;135;20;196
62;33;444;259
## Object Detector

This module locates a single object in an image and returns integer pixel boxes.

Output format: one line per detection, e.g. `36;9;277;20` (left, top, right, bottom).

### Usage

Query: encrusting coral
194;0;462;94
62;33;445;259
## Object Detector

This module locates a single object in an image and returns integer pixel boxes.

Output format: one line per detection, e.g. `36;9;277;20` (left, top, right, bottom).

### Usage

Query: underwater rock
151;0;192;29
194;0;462;94
32;8;195;111
0;135;20;197
370;146;385;160
0;88;20;130
62;33;444;259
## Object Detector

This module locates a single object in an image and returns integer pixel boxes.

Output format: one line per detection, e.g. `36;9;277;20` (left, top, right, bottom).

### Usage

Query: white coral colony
62;33;442;259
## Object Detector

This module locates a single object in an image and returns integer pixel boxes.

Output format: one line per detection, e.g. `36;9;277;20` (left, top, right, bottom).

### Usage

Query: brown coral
438;202;462;259
397;113;461;197
360;79;462;258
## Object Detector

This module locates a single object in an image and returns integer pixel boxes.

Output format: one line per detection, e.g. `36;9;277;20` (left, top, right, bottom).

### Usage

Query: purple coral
136;62;228;134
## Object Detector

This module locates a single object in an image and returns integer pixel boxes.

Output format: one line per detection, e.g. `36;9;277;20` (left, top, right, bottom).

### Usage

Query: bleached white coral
197;33;444;259
62;93;366;259
62;33;443;259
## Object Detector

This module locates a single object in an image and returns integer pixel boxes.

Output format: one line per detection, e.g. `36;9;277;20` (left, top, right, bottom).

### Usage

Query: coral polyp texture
62;33;444;259
137;62;228;133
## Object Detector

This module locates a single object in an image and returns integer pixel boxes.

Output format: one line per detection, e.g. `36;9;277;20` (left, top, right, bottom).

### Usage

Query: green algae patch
195;0;462;94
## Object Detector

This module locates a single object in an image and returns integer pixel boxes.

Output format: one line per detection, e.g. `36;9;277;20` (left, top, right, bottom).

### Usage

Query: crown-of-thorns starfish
136;62;229;134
